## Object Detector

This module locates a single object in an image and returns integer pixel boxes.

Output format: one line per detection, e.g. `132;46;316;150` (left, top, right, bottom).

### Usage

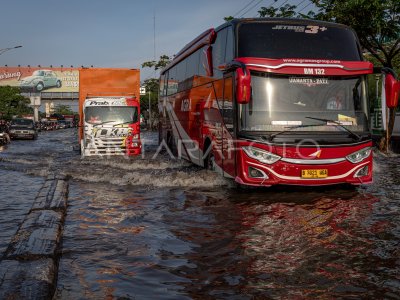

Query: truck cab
81;96;141;157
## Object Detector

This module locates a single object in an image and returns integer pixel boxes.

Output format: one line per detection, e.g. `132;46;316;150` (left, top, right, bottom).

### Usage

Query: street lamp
0;45;22;56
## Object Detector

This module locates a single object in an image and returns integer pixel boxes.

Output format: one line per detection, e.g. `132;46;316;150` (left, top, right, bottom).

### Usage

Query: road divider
0;174;68;300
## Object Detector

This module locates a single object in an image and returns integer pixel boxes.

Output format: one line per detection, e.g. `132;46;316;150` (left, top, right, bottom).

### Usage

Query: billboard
0;66;79;92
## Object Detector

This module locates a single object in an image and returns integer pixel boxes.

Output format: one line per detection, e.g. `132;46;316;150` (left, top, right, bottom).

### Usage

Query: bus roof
161;18;358;74
222;18;354;30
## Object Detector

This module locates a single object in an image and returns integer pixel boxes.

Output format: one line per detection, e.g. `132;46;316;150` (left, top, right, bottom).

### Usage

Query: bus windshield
238;22;361;61
239;74;369;135
85;106;138;125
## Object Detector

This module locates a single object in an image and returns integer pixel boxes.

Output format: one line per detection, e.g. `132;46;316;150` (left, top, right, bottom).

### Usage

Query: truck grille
86;137;126;156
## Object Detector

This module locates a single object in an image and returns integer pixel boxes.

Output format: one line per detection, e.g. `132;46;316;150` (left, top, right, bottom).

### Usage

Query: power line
253;0;277;17
239;0;265;17
277;0;289;9
295;0;308;9
233;0;258;17
297;1;313;14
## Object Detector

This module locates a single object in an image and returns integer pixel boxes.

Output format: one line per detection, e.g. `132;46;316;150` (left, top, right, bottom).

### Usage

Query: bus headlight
243;146;281;164
346;147;371;164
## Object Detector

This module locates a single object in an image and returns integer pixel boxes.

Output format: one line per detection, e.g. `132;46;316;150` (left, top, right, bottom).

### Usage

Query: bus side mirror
236;67;251;104
385;73;400;108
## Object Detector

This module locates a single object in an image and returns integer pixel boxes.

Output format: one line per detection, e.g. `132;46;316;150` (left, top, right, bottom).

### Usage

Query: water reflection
53;176;400;299
1;129;399;298
234;190;380;298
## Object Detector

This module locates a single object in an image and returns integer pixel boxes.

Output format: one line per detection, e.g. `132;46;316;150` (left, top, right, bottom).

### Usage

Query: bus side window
199;46;209;77
225;27;234;62
212;28;228;79
167;67;177;96
223;77;234;134
186;50;200;80
159;73;166;96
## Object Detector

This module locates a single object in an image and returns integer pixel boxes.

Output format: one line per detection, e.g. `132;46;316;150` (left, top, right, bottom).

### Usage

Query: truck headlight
346;147;371;164
243;146;281;164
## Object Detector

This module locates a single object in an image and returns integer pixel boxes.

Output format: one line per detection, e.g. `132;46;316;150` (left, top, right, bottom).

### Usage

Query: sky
0;0;314;82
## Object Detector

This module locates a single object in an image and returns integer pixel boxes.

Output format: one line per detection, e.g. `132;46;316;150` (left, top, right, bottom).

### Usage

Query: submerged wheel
166;131;177;156
80;139;85;158
204;144;215;171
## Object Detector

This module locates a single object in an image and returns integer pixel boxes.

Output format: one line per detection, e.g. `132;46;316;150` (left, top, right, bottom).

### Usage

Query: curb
0;174;69;300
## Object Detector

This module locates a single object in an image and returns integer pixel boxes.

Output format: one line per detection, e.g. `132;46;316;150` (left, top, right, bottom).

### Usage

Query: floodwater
0;128;399;299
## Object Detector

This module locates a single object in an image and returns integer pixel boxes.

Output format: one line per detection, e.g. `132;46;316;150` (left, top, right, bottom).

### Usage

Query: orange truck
78;68;141;157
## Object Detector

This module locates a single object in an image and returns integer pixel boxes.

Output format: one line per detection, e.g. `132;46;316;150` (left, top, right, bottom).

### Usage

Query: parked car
9;118;38;140
19;70;62;92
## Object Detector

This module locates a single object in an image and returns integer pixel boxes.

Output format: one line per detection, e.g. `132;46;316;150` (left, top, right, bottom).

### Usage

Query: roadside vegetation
0;86;32;120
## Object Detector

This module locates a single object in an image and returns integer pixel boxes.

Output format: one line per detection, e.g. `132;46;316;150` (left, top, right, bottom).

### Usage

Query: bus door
222;75;236;178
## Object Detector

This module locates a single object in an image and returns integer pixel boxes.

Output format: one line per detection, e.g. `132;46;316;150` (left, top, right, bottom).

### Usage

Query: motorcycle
0;131;10;145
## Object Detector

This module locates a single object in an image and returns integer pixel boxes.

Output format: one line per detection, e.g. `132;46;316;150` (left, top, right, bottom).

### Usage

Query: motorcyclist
0;120;11;144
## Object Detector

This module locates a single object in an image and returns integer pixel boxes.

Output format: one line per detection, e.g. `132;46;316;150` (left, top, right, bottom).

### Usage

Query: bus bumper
235;150;373;187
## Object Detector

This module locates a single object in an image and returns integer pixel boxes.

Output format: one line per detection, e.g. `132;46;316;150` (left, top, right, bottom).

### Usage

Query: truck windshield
238;22;361;61
239;74;369;135
85;106;138;125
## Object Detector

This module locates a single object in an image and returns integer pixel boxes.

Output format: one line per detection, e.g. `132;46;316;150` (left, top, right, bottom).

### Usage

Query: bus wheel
205;149;215;171
166;132;177;156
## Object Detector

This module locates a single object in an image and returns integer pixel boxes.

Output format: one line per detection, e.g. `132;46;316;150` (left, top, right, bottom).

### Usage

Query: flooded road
1;129;399;299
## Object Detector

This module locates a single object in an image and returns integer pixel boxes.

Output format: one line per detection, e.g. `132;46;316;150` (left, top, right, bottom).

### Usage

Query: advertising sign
0;66;79;92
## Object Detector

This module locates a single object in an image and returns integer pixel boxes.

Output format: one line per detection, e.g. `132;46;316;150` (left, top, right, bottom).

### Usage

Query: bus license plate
301;169;328;179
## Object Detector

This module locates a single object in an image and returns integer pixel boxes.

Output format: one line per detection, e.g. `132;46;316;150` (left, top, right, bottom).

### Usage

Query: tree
139;78;159;113
0;86;32;120
258;4;297;18
224;16;234;22
141;54;172;71
141;55;172;129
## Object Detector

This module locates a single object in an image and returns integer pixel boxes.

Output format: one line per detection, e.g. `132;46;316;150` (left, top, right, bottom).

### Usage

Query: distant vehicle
45;120;58;130
19;69;62;92
0;131;10;145
65;119;73;128
0;122;10;145
79;68;141;157
9;118;38;140
58;120;67;129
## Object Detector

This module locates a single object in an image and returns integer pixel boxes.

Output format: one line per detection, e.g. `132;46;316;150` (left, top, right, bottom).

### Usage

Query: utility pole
148;90;151;130
153;9;156;61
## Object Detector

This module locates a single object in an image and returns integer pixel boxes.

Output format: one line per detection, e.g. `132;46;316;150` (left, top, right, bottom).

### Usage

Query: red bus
158;18;399;187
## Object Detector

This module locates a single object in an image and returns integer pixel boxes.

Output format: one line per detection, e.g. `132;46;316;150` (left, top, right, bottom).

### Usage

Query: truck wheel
80;140;85;158
56;80;62;88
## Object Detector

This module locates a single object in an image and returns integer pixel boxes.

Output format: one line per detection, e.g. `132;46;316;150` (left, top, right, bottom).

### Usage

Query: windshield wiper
266;124;324;141
112;121;133;127
305;116;362;141
92;120;116;127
